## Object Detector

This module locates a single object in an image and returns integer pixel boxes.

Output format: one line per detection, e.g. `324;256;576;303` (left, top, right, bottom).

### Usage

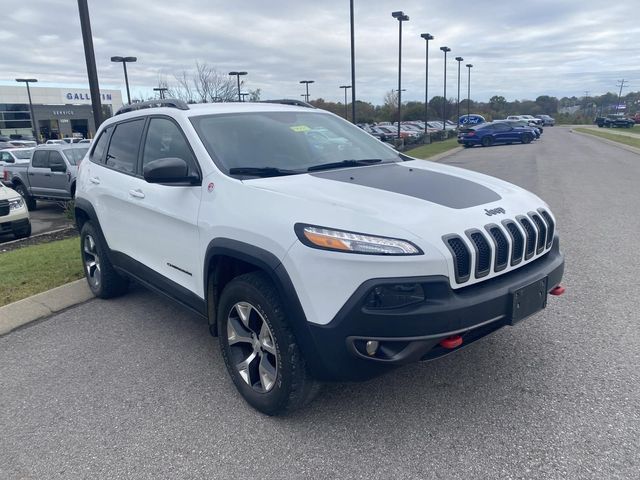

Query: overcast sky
1;0;639;105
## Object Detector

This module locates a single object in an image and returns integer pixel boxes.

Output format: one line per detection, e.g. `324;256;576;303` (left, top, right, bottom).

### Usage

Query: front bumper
0;217;30;235
304;238;564;381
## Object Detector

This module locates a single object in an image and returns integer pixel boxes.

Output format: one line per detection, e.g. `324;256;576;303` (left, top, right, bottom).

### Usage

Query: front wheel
14;184;36;211
522;134;533;144
218;272;320;415
80;222;129;298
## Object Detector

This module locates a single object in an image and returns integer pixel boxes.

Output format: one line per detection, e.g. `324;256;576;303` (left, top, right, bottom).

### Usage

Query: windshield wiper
307;159;383;172
228;167;300;177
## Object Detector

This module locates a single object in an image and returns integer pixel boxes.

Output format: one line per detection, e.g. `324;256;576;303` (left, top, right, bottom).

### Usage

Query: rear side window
32;150;49;168
105;119;145;174
142;118;198;174
91;127;112;164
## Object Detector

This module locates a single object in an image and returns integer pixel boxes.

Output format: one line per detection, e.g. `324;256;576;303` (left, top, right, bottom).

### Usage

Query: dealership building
0;85;124;141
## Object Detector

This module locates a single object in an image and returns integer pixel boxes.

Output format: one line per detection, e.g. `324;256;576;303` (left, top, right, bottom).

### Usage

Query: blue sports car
457;122;536;148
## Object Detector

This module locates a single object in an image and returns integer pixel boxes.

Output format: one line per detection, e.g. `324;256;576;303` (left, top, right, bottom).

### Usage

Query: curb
0;225;75;250
0;279;94;336
426;146;464;162
570;128;640;156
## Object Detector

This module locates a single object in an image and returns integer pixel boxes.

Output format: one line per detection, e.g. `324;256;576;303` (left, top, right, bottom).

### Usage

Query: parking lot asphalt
1;127;638;479
0;200;72;244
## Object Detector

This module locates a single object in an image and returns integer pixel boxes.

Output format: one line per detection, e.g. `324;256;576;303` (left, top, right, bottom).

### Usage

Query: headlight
8;197;24;210
295;224;422;255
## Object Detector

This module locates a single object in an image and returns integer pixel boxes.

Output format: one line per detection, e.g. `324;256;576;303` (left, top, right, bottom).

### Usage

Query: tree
160;62;237;103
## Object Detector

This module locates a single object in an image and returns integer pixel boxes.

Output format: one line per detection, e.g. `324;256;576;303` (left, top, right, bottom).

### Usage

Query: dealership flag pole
77;0;103;131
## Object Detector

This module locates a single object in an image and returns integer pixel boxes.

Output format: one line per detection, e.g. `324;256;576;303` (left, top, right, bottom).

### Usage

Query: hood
245;160;547;237
0;184;21;201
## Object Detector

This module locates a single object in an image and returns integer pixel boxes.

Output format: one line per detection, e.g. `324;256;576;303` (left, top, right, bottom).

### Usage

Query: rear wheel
481;136;493;147
14;184;36;211
218;271;320;415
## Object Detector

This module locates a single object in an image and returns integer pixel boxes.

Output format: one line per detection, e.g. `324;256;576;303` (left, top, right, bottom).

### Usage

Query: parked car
62;137;84;144
495;120;542;138
9;140;37;148
0;147;34;166
458;122;536;147
3;144;88;210
0;182;31;239
519;115;543;126
594;114;635;128
45;139;66;145
535;114;555;126
74;99;564;415
79;139;92;144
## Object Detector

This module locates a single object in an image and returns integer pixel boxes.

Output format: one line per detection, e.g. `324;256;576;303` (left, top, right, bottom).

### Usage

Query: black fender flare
203;238;326;377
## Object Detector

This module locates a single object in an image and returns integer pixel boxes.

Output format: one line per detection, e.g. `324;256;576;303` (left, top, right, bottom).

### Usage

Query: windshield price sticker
290;125;311;132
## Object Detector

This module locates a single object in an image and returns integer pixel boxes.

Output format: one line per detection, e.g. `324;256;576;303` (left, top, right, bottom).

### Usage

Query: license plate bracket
511;277;548;324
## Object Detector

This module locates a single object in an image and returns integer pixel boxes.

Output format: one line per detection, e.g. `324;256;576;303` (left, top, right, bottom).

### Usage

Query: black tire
481;136;493;147
522;134;533;144
13;223;31;239
463;144;472;148
218;271;320;416
14;184;36;211
80;221;129;298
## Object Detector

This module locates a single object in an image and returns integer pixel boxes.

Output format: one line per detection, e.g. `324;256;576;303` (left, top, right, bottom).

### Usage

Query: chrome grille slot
518;216;536;260
529;212;547;254
486;224;509;272
466;229;492;278
538;209;555;249
443;235;471;283
503;220;524;266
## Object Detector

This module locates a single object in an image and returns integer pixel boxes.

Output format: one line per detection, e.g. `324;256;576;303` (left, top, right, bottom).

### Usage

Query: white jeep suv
75;99;565;415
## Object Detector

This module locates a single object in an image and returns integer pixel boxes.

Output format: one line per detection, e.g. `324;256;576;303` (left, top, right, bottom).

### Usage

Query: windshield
14;150;33;160
191;111;400;175
63;147;89;165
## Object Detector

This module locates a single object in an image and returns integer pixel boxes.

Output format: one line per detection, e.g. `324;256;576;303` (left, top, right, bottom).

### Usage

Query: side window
91;127;112;164
105;119;145;174
31;150;49;168
49;151;66;170
1;152;13;163
142;118;198;174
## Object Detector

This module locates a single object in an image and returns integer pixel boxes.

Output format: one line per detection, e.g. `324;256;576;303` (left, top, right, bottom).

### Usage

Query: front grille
0;199;9;217
443;208;555;286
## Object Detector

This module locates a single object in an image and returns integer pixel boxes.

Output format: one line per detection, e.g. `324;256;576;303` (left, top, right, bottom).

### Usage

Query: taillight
466;132;476;137
3;170;8;181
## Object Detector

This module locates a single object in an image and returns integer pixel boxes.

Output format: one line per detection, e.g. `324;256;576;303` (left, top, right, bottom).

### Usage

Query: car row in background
594;114;636;128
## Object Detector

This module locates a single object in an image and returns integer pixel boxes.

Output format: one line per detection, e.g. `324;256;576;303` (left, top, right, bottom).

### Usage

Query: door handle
89;177;100;184
129;189;145;199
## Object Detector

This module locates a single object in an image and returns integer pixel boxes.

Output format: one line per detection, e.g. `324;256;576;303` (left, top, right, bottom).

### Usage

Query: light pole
300;80;314;102
455;56;464;125
77;0;103;131
228;71;248;102
440;46;451;131
339;85;352;120
349;0;356;123
110;56;137;104
392;11;409;140
420;33;434;140
240;92;249;102
15;78;39;141
153;87;168;99
466;64;473;118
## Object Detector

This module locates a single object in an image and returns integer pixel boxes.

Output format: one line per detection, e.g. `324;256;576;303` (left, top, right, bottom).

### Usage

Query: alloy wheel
227;302;278;393
82;234;101;289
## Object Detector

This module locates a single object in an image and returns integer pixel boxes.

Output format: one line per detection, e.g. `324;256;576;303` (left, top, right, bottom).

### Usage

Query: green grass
405;137;460;159
574;128;640;149
0;237;84;307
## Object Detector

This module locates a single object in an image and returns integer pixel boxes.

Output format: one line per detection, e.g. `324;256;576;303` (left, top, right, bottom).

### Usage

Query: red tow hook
550;285;566;296
440;335;463;349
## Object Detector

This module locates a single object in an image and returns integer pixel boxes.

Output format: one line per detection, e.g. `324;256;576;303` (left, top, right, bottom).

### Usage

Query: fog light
365;340;379;356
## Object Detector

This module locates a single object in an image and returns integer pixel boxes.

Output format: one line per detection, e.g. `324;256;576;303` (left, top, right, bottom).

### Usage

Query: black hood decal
311;163;501;209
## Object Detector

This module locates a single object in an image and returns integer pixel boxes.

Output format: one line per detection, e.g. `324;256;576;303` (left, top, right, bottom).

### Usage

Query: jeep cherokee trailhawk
75;99;565;415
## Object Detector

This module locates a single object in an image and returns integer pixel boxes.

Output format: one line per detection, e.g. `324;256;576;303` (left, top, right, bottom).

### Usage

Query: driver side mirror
143;157;200;185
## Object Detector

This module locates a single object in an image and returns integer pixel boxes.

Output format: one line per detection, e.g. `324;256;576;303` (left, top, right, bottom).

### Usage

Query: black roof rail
115;98;190;115
260;99;316;108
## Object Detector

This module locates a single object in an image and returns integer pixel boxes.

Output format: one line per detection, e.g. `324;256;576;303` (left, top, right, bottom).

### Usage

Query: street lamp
228;71;248;102
339;85;352;120
440;46;451;131
466;64;473;118
392;10;410;140
455;56;464;125
110;56;137;104
300;80;314;102
15;78;39;141
420;33;434;139
153;87;168;99
240;92;250;102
